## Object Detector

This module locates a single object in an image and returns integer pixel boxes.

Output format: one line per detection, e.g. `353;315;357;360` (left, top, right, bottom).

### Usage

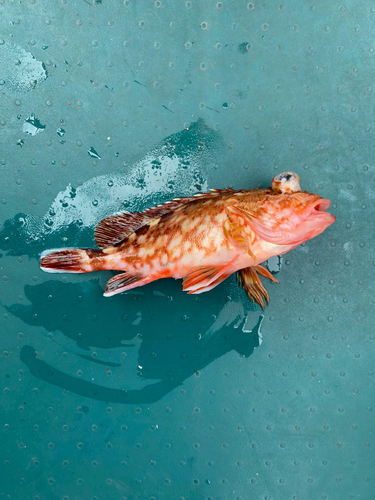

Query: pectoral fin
183;260;236;293
237;265;279;309
185;271;232;294
224;215;257;261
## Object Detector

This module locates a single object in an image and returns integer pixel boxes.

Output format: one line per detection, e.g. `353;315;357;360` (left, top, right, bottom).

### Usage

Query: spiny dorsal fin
141;196;196;219
95;189;231;248
209;187;234;193
141;189;232;219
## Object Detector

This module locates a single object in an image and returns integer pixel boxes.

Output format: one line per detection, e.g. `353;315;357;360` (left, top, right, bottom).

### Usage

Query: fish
40;171;336;309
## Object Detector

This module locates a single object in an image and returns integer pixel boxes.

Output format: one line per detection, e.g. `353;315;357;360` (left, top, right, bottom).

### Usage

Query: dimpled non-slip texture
0;1;374;499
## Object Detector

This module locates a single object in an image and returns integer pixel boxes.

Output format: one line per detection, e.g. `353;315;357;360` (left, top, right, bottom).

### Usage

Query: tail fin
40;248;98;273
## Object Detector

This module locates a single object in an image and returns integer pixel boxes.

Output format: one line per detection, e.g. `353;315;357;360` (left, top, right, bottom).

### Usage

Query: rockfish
40;172;336;309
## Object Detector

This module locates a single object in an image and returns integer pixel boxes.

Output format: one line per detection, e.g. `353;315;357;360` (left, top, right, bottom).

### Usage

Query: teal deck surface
1;1;374;499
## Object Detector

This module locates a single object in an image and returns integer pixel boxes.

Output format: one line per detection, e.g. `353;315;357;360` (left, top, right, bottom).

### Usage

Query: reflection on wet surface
17;290;263;403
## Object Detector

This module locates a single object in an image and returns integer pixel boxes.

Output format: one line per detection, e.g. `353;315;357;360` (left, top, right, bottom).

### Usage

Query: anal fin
237;265;279;310
104;272;152;297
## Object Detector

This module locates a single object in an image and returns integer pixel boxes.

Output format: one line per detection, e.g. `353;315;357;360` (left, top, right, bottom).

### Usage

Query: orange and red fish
40;172;336;309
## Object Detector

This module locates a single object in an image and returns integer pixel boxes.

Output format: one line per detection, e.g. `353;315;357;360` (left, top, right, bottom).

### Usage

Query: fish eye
274;171;298;183
272;171;301;193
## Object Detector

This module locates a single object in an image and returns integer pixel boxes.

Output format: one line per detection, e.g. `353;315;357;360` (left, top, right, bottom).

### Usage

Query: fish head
280;191;336;244
266;172;336;245
236;172;336;247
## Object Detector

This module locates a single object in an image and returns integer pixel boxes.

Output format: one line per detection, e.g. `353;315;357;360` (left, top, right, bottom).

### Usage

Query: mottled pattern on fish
40;172;336;309
102;190;237;274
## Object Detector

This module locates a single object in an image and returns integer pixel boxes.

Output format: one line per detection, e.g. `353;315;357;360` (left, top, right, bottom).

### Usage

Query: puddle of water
88;147;101;159
265;255;282;274
22;114;46;136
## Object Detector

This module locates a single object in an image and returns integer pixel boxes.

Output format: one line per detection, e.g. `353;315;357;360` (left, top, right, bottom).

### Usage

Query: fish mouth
306;198;336;225
312;198;331;213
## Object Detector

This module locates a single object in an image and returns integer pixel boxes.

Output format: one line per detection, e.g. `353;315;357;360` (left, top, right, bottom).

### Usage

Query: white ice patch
1;42;47;94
